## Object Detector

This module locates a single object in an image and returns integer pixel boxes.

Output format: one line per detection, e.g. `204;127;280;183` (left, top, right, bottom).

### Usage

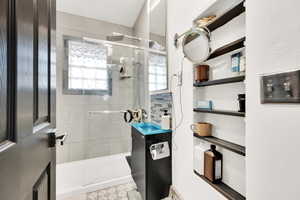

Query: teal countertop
131;122;172;136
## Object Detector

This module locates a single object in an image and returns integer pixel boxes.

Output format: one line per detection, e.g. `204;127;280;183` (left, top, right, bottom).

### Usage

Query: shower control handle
142;109;148;120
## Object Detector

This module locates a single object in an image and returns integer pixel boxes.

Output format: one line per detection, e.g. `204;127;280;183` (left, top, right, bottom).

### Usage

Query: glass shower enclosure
56;36;151;195
55;0;167;197
57;38;148;163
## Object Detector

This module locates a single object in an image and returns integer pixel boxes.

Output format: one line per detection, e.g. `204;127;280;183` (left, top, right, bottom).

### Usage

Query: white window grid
67;40;109;92
149;53;167;92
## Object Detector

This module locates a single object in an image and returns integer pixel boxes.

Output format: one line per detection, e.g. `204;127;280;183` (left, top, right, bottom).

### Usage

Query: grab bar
88;110;127;115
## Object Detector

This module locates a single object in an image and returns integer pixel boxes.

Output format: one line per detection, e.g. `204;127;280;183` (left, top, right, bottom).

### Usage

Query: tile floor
61;182;137;200
61;182;172;200
87;182;137;200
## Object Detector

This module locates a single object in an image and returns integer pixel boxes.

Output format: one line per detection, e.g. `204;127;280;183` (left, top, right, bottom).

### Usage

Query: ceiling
57;0;146;28
57;0;166;36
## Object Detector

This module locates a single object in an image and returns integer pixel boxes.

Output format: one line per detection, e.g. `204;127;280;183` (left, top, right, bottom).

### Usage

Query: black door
0;0;56;199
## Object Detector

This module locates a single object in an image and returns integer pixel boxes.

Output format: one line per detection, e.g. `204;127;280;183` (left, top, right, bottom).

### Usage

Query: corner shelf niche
194;134;245;156
194;170;246;200
193;108;245;117
194;75;245;87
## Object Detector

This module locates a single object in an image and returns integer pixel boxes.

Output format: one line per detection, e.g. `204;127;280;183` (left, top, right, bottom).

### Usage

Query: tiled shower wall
56;12;138;164
150;92;172;125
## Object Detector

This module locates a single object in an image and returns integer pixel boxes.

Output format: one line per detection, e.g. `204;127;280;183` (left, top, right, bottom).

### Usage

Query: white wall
246;0;300;199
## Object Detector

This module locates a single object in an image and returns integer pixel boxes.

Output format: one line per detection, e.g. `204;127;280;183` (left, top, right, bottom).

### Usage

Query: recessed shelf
193;108;245;117
194;76;245;87
206;1;245;31
194;134;245;156
192;1;246;199
194;170;246;200
207;37;245;61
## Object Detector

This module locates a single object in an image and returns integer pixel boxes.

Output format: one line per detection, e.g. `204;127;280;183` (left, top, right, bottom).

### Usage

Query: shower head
106;33;125;41
106;32;142;42
106;32;165;51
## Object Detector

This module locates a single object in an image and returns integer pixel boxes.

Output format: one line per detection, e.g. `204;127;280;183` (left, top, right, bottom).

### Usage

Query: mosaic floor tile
61;182;171;200
86;182;137;200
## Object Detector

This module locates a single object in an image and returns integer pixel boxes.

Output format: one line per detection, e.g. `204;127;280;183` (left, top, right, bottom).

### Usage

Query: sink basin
131;122;172;136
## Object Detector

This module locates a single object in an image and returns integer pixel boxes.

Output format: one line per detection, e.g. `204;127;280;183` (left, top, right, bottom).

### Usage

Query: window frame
148;52;168;93
62;35;112;96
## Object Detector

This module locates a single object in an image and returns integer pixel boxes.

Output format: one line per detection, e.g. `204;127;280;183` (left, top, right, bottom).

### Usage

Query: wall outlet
261;69;300;103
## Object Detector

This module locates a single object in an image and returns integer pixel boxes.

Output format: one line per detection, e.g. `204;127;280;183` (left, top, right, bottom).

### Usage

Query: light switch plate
261;69;300;103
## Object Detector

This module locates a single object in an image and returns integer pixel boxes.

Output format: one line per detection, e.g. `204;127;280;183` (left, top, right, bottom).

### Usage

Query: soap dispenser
204;145;223;183
161;110;171;130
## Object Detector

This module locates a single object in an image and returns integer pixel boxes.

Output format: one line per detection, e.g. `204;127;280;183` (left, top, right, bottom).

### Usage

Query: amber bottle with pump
204;145;223;183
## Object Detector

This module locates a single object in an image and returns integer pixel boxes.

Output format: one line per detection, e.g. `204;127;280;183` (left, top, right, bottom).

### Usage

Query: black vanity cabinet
131;125;172;200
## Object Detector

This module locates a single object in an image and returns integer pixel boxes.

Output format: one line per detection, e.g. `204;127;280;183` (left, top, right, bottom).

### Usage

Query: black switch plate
261;70;300;103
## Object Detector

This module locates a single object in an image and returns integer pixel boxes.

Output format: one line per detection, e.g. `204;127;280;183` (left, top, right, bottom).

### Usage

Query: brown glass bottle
204;145;223;183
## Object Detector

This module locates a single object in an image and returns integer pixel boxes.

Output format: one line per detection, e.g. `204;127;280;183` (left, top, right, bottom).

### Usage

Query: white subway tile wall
150;92;172;125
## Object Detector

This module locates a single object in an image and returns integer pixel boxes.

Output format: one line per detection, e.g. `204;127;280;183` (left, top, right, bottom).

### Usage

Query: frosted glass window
65;39;111;95
149;53;167;92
